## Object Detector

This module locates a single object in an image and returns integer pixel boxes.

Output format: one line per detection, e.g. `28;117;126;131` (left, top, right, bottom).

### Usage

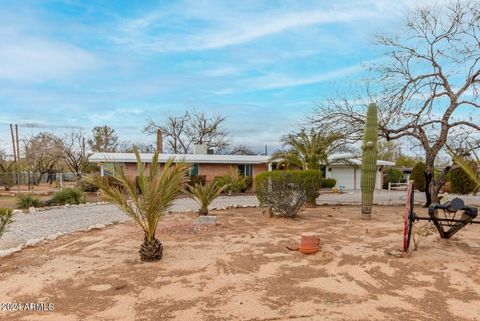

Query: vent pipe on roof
156;129;163;153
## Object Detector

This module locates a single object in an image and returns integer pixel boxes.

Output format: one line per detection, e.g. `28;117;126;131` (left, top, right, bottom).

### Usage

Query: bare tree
88;125;119;152
0;149;15;191
311;2;480;205
60;130;89;179
144;110;229;153
222;144;256;155
23;132;63;184
117;141;156;153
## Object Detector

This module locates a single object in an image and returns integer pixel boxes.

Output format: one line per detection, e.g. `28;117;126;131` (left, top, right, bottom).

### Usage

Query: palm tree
271;129;346;170
186;181;227;216
453;149;480;194
86;148;188;262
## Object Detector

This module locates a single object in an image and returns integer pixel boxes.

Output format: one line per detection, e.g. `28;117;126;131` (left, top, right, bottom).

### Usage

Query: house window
190;163;199;176
238;164;253;177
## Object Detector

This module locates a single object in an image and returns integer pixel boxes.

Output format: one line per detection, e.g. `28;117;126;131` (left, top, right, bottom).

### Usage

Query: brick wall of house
122;162;268;188
197;163;235;182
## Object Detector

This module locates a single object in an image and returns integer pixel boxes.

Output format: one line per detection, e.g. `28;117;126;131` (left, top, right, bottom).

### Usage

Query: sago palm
186;181;227;216
453;149;480;194
86;148;188;262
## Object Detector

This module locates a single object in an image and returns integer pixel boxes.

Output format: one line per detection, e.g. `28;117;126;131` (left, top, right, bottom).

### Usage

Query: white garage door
330;167;356;189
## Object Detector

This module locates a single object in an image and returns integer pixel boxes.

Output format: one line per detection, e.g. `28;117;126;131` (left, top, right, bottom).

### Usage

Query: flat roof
329;159;395;166
89;152;395;167
89;152;271;164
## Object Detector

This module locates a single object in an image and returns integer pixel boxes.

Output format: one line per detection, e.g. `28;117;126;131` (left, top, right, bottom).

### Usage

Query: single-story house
88;152;270;183
89;147;395;190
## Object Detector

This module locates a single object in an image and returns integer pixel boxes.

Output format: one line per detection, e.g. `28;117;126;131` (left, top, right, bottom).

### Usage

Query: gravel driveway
1;191;479;254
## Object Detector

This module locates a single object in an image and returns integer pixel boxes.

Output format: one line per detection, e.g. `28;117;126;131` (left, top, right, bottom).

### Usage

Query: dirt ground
1;206;480;321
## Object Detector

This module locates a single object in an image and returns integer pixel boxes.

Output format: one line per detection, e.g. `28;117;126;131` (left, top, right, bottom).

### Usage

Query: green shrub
77;177;99;192
187;175;206;187
213;168;250;193
410;162;426;192
17;194;42;209
320;178;336;188
255;170;320;217
0;208;14;239
244;176;253;191
383;168;404;189
49;188;85;205
449;165;478;194
292;170;323;206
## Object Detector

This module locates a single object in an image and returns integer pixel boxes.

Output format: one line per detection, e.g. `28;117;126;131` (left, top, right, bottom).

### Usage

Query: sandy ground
1;206;480;321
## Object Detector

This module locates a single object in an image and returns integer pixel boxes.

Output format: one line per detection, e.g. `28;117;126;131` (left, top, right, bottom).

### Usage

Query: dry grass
1;206;480;321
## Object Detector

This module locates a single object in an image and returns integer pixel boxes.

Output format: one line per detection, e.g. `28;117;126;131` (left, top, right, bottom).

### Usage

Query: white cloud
115;5;378;52
243;64;365;91
89;108;144;123
0;30;100;82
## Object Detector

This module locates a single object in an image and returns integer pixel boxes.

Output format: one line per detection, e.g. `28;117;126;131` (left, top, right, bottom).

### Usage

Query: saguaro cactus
361;103;378;219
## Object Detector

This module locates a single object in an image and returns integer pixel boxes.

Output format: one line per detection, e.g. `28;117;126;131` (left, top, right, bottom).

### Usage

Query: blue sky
0;0;428;153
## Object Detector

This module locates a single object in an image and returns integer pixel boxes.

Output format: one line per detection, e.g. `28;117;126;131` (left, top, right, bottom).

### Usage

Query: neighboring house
397;167;413;183
325;159;395;190
88;147;394;190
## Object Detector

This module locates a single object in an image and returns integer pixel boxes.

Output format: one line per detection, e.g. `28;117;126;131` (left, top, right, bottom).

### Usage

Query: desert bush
17;194;42;209
186;181;227;215
255;171;309;218
320;178;336;188
0;208;14;239
244;176;253;191
383;168;404;189
294;170;323;206
412;221;435;251
77;177;99;192
214;168;249;193
449;165;478;194
187;175;206;187
410;162;426;192
49;188;85;205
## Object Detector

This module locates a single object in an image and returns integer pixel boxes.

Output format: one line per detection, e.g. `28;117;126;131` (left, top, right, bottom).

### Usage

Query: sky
0;0;431;154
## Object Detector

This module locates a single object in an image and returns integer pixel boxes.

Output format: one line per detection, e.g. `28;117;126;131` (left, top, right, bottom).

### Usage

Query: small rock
12;209;23;214
28;207;36;214
26;238;42;247
197;215;217;225
87;224;106;230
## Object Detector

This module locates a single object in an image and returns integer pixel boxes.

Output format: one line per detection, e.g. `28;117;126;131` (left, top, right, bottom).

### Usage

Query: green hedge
449;166;478;194
320;178;336;188
410;162;426;192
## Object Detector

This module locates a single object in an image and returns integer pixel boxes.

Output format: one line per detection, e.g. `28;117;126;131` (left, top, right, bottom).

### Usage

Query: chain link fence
0;172;82;191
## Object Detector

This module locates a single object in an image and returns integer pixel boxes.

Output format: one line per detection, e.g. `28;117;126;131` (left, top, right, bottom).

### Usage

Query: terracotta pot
299;232;320;254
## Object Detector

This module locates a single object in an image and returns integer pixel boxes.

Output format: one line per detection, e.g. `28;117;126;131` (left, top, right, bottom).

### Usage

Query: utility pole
9;124;20;193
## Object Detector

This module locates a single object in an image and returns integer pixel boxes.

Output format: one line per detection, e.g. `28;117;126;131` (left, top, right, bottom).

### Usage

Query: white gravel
1;191;478;256
0;196;259;254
